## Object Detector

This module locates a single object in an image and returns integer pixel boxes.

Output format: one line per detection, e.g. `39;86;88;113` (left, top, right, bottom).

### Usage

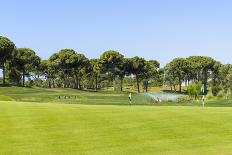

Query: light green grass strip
1;101;232;155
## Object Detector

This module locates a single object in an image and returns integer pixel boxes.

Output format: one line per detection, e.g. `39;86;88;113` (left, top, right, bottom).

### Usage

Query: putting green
1;101;232;155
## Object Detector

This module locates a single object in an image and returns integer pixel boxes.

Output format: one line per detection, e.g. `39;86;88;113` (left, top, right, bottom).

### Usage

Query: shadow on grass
0;84;13;87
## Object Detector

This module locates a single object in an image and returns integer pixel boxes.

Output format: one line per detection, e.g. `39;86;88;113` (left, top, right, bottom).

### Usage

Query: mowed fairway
1;101;232;155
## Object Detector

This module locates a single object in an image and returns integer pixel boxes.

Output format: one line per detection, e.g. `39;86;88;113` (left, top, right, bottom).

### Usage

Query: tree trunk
179;77;182;93
120;77;123;92
48;79;51;88
95;75;98;91
75;78;78;89
22;69;25;87
64;73;68;88
145;81;148;92
202;71;204;83
203;69;208;94
77;80;79;89
136;75;140;93
2;63;6;85
113;77;116;91
52;79;55;88
212;72;216;87
64;78;66;88
77;78;81;89
74;75;79;89
169;81;173;91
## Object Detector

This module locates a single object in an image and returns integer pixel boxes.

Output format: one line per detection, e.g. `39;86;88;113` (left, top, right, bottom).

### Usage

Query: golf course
2;1;232;154
1;87;232;155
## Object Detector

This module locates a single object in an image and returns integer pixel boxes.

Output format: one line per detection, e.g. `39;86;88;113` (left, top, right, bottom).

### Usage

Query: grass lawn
1;101;232;155
1;87;232;154
0;87;150;105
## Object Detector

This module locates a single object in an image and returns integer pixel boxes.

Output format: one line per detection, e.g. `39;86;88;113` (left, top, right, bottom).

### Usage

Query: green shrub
206;91;214;100
217;90;225;98
177;96;191;102
187;82;202;100
211;86;223;96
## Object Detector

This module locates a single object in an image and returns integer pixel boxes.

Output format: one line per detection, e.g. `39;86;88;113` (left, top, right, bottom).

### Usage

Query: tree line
164;56;232;96
1;36;232;96
0;36;160;92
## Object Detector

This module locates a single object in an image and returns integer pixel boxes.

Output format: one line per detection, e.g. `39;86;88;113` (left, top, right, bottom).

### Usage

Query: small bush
206;91;214;100
211;86;223;96
217;90;225;98
187;82;202;100
177;96;191;102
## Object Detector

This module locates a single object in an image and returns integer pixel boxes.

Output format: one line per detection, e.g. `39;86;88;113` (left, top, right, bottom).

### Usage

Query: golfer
129;93;132;104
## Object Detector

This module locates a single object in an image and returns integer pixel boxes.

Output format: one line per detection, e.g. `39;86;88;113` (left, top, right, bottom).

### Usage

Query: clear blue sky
1;0;232;66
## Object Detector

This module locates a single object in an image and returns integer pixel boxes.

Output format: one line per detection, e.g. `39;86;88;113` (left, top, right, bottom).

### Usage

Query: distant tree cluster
164;56;232;96
1;36;231;96
0;36;160;92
